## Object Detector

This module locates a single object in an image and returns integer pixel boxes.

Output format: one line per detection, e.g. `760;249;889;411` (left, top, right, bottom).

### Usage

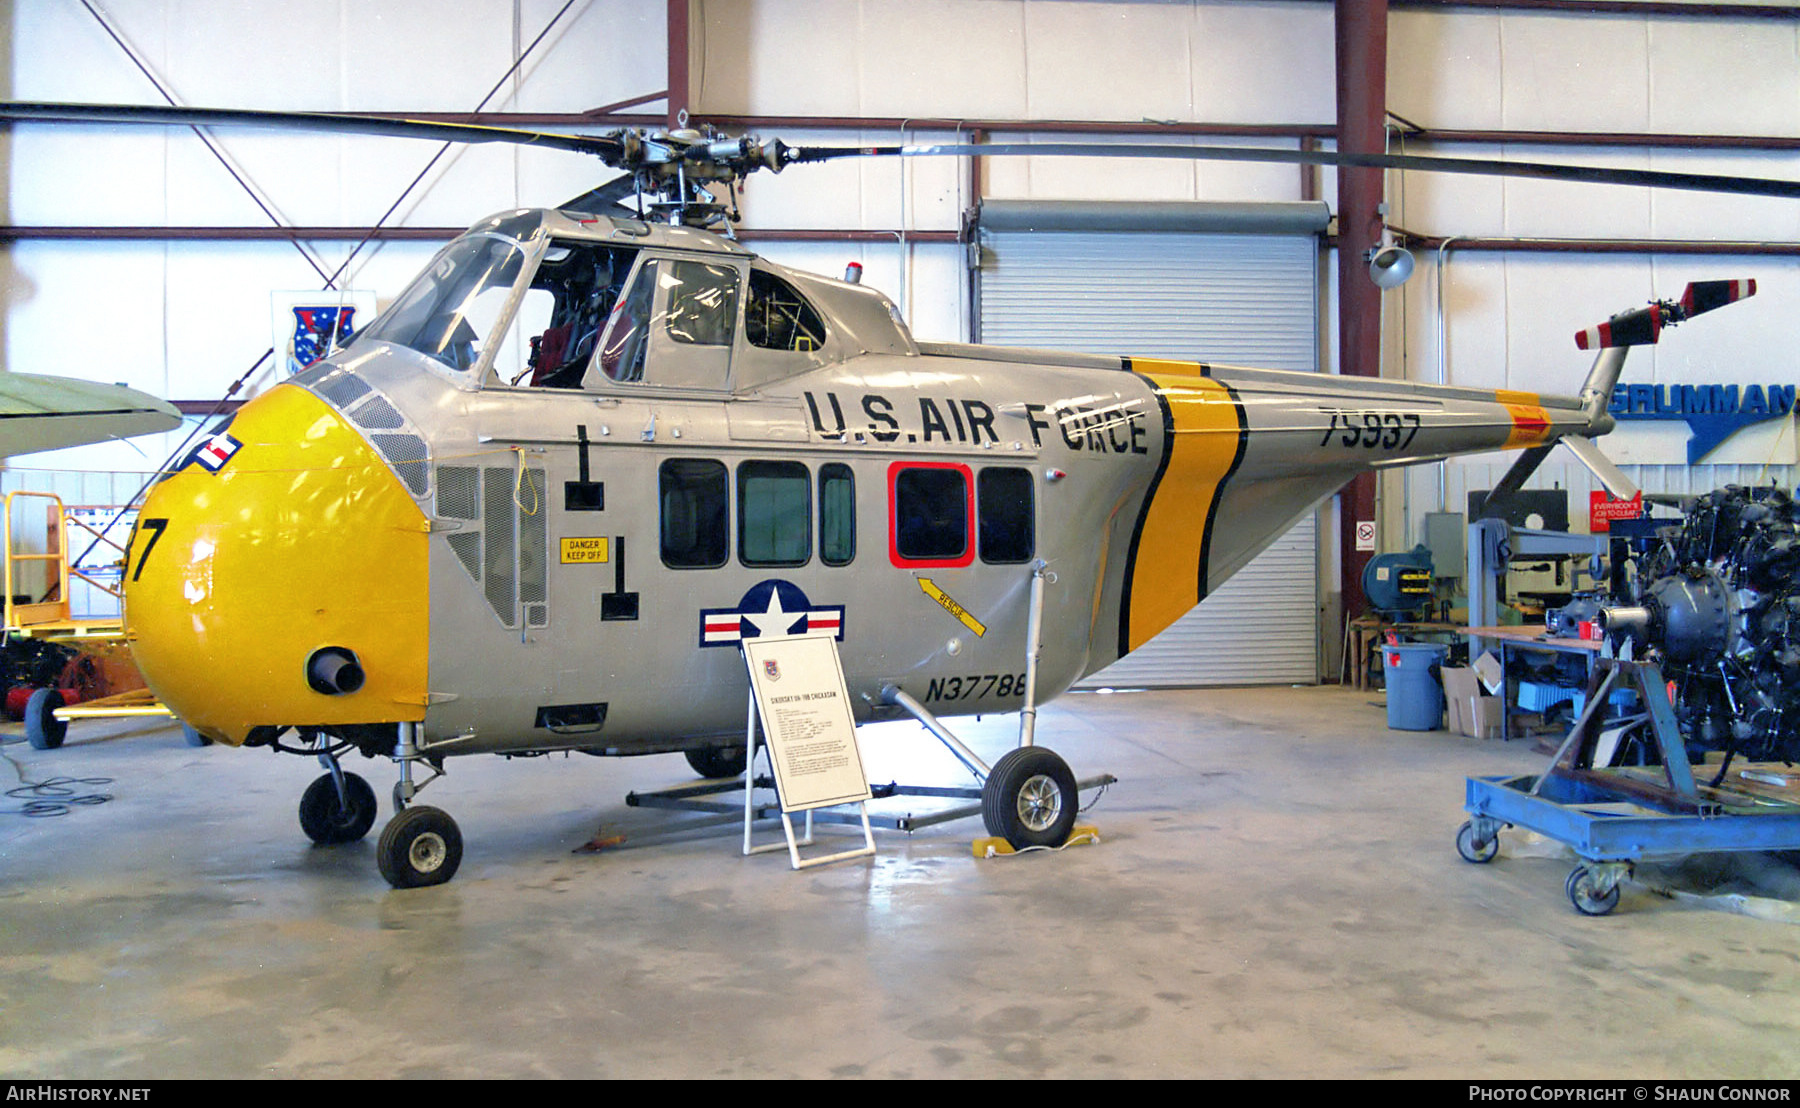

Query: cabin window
737;460;810;567
664;260;740;347
819;463;855;566
890;462;973;568
660;458;728;569
746;270;827;352
978;467;1035;564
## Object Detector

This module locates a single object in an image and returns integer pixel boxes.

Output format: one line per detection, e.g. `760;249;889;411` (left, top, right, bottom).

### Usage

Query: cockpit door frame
584;250;746;396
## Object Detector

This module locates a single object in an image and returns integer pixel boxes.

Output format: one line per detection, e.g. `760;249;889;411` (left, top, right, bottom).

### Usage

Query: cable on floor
1;741;114;817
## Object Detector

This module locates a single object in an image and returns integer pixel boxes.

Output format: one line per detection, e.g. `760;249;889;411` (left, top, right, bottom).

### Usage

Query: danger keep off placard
560;536;609;564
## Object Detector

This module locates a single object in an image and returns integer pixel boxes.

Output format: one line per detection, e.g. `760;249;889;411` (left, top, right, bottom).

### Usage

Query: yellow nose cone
124;384;429;745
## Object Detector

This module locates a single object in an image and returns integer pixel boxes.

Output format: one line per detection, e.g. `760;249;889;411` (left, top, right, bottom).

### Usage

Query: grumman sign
1608;382;1797;465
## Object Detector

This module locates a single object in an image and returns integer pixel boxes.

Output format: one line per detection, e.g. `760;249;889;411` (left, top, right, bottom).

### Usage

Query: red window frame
888;460;975;569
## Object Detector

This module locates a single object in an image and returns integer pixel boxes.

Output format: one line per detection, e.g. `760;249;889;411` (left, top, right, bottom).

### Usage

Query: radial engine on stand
1602;485;1800;764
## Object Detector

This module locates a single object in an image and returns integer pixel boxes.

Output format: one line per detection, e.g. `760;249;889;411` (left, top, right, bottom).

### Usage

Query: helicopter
0;101;1786;888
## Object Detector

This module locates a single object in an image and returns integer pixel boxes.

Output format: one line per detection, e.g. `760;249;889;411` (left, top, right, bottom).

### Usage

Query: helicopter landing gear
295;733;379;844
376;805;463;888
374;720;461;888
981;745;1079;850
298;770;378;845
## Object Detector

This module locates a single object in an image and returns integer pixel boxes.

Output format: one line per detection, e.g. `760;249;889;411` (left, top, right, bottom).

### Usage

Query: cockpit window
598;258;657;383
746;269;827;352
356;234;528;374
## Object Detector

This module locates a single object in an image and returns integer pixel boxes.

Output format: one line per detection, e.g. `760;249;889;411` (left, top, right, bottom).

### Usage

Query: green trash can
1383;642;1449;731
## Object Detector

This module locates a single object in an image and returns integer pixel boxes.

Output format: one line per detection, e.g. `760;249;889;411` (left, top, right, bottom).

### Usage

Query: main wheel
298;772;378;845
1567;865;1622;916
684;744;747;779
982;746;1079;850
180;723;213;748
24;688;67;750
1455;820;1499;864
377;805;463;889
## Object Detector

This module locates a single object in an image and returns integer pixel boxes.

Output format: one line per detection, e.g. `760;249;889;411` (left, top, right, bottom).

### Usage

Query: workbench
1464;626;1603;742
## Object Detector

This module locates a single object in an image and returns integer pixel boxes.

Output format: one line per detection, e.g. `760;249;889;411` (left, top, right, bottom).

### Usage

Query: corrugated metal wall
976;217;1321;686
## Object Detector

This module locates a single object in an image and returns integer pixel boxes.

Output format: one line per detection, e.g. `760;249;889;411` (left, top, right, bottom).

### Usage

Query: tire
684;744;747;779
298;772;378;845
377;805;463;889
1455;820;1499;864
1567;865;1622;916
982;746;1079;850
181;723;213;748
24;688;67;751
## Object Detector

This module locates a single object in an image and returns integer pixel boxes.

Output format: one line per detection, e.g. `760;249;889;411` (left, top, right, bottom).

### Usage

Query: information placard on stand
741;634;875;869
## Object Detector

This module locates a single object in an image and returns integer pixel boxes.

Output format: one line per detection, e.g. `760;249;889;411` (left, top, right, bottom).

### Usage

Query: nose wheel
374;720;461;888
298;771;378;845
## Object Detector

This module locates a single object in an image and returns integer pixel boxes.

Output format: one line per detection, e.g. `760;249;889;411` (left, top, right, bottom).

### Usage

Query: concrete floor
3;684;1799;1080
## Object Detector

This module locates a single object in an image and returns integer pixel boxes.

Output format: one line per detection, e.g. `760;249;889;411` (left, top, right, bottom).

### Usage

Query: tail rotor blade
1679;279;1756;318
1577;278;1757;350
1575;305;1664;351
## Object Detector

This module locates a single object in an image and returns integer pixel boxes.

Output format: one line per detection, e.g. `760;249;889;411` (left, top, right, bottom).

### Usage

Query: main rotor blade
559;174;642;216
15;101;1797;204
0;101;625;160
795;141;1800;201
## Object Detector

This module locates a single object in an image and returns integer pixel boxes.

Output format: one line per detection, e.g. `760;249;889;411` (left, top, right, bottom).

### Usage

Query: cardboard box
1473;651;1504;695
1468;696;1504;741
1441;666;1504;740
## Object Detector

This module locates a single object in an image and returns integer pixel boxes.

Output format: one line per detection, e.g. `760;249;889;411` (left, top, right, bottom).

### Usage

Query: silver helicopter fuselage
123;208;1588;757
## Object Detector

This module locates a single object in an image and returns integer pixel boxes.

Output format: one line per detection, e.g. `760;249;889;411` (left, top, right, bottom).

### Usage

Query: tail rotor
1482;280;1756;519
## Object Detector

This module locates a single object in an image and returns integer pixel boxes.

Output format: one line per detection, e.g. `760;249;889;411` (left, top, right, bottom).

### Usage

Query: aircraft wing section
0;373;182;457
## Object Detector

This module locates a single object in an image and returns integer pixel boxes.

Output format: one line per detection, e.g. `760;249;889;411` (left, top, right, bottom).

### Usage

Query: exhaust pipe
306;647;365;696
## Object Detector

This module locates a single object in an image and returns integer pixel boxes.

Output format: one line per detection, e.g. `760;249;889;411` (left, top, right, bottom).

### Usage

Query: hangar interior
3;0;1800;1081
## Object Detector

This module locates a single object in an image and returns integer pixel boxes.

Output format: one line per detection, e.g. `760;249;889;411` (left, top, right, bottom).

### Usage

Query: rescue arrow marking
917;577;987;638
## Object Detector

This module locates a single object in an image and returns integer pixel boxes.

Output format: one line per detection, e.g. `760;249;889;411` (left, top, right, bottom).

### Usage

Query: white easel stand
740;688;876;870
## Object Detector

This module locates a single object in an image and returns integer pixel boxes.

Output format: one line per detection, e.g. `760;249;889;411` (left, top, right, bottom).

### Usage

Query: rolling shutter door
977;203;1322;687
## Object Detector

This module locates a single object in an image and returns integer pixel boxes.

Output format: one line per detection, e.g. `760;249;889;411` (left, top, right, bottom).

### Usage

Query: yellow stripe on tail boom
1119;360;1248;655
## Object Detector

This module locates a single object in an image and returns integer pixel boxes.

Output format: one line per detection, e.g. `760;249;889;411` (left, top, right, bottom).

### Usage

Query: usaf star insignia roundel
698;579;846;648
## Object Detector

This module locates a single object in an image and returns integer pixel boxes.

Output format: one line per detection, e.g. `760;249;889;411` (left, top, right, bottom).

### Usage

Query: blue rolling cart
1457;651;1800;915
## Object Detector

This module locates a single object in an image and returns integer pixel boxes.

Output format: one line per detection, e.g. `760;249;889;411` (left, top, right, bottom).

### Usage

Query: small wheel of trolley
1455;820;1499;864
1566;864;1622;917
